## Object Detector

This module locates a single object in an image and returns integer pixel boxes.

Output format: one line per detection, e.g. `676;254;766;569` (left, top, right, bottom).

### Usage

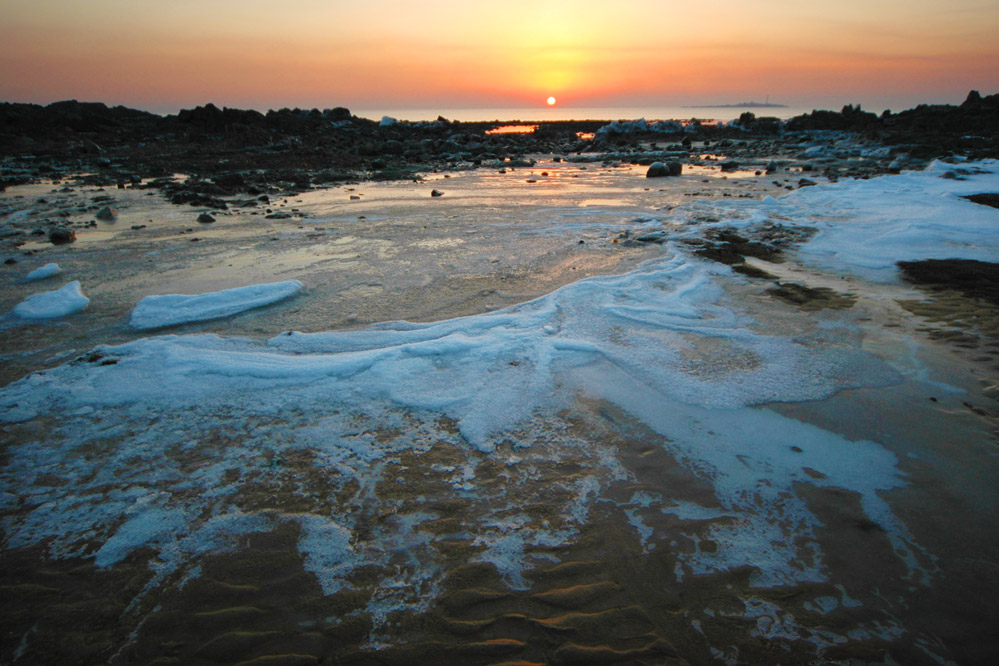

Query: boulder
48;227;76;244
328;107;352;121
197;213;215;224
646;161;682;178
95;206;117;221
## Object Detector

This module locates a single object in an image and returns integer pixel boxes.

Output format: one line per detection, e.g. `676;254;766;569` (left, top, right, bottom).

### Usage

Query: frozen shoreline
1;157;998;664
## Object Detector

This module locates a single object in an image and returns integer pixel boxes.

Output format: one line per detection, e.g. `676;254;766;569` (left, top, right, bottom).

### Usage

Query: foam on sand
128;280;303;330
10;281;89;320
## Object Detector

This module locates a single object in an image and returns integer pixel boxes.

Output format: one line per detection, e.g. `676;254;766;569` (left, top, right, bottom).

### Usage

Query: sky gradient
2;0;997;115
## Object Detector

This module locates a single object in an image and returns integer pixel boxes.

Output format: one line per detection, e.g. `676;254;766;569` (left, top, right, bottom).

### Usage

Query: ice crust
24;263;62;281
3;160;989;633
10;281;89;320
679;159;999;282
129;280;303;330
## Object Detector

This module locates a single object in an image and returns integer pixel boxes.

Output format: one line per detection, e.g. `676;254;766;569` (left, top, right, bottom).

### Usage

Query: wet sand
2;157;998;665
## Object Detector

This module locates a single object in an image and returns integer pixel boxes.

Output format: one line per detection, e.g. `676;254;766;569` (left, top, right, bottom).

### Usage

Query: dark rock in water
692;228;789;268
197;212;215;223
95;205;117;221
5;257;18;264
634;231;669;244
646;161;681;178
767;283;856;310
898;259;999;306
431;189;444;197
962;193;999;209
49;227;76;244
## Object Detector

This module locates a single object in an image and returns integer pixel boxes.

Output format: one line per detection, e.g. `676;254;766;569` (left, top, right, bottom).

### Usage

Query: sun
546;96;557;106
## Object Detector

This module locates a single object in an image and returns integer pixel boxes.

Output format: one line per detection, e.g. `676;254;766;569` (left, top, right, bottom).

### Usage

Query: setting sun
546;96;556;106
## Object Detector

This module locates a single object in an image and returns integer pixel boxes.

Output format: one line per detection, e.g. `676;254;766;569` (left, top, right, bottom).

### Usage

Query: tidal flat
2;125;999;665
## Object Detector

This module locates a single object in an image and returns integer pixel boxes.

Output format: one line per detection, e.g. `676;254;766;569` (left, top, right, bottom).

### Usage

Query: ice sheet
10;281;89;320
129;280;303;330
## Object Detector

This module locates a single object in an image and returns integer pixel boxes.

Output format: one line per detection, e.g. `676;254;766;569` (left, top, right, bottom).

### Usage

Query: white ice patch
128;280;303;330
580;362;926;587
10;281;89;320
24;263;62;281
676;159;999;282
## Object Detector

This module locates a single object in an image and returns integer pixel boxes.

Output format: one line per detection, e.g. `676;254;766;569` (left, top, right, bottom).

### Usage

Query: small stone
646;161;682;178
798;178;817;187
197;213;215;224
48;227;76;245
4;257;17;265
431;189;444;197
720;161;740;172
95;206;117;221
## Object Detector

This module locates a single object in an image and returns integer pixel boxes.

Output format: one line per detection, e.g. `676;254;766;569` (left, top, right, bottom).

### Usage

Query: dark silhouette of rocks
0;92;995;197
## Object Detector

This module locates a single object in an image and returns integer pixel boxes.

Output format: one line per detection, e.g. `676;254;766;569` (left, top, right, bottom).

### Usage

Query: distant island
684;101;788;108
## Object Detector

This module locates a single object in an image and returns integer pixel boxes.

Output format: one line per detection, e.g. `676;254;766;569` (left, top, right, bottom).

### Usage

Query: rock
95;206;117;221
214;173;245;188
646;161;682;178
635;231;669;244
962;193;999;209
765;160;779;174
720;161;740;172
197;213;215;224
962;90;983;107
328;106;352;121
431;189;444;197
265;212;291;219
5;257;18;265
798;178;817;187
48;227;76;244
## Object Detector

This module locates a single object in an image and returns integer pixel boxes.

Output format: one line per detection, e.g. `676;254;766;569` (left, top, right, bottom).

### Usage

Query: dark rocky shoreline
2;91;996;203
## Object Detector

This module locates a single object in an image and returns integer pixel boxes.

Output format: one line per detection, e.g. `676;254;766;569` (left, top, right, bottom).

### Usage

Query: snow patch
24;263;62;281
11;281;89;320
129;280;303;330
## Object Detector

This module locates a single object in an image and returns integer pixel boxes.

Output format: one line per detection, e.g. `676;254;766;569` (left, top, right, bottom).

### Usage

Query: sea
349;104;864;123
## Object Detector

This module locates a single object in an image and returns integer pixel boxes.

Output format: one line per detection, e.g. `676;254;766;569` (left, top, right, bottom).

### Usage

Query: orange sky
2;0;997;113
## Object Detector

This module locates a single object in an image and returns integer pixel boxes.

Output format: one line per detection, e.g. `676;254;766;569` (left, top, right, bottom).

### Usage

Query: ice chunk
24;263;62;281
11;281;89;320
129;280;303;330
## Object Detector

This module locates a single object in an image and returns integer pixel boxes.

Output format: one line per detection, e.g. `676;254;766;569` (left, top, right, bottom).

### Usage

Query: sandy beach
2;111;999;665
